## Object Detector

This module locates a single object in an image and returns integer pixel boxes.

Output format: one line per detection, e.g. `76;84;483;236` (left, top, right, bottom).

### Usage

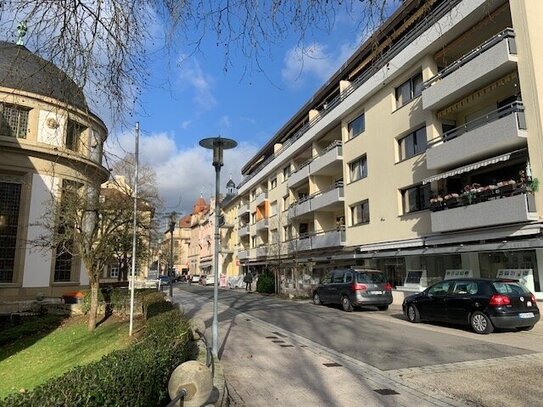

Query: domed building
0;41;108;300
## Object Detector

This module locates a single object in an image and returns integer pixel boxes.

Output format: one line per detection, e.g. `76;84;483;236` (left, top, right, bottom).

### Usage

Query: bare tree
33;155;160;331
0;1;398;122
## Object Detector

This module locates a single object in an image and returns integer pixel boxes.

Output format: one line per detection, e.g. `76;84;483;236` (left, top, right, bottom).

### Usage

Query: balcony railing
238;224;249;236
423;28;516;90
288;181;344;218
284;227;346;252
429;102;525;146
255;218;269;232
237;0;462;189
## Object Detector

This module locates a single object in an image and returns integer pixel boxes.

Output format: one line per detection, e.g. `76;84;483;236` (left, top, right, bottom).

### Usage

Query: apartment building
228;0;543;297
159;214;191;277
0;41;108;300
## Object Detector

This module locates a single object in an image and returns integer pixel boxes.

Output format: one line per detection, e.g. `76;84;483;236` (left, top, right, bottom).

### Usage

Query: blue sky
106;2;400;215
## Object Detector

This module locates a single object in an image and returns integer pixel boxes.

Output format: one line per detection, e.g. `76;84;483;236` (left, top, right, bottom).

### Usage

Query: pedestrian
244;271;253;292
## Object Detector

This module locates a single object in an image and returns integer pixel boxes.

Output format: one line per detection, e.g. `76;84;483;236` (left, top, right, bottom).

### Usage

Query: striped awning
422;152;513;184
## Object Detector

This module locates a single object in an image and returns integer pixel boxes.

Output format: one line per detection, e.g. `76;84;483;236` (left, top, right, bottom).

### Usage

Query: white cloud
177;56;217;110
105;133;258;215
281;39;360;86
219;115;231;129
181;120;192;129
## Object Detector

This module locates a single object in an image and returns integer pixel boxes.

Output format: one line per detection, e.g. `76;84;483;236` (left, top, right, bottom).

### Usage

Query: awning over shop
422;151;513;185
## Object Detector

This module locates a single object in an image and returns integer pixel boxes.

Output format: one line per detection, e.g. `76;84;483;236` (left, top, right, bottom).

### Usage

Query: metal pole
129;122;139;337
212;164;220;357
169;222;174;297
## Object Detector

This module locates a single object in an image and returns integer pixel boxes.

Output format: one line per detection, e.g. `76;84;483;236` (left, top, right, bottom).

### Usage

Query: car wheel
406;304;420;323
470;311;494;334
313;292;322;305
341;296;353;312
377;305;389;311
518;325;534;332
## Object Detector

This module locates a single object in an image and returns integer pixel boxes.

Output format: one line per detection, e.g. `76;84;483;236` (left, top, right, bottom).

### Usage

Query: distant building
0;41;108;300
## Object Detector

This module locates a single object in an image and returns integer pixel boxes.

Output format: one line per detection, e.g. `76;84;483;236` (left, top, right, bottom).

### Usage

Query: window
251;212;256;224
110;266;119;278
0;181;22;283
402;184;431;214
395;72;423;108
270;177;277;189
54;180;82;282
283;165;291;181
299;223;309;237
251;236;257;248
349;155;367;183
322;273;333;284
345;272;353;283
428;281;452;297
0;103;29;138
66;120;85;151
250;189;256;201
283;225;290;240
452;281;478;296
282;195;289;210
351;200;370;226
398;126;427;161
348;113;365;140
332;271;345;283
270;201;277;216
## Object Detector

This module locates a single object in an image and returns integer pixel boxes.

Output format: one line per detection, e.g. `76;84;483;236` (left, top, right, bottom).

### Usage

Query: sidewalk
173;289;466;407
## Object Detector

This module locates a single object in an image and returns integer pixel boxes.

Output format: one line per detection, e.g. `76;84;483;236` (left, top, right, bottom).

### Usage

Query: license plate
370;290;383;295
519;312;534;319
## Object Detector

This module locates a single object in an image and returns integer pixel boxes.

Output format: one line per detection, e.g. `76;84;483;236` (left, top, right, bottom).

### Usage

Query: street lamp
167;211;177;298
199;136;237;358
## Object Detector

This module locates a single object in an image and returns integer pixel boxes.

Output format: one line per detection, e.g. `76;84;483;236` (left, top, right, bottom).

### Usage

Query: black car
313;268;393;312
402;278;540;334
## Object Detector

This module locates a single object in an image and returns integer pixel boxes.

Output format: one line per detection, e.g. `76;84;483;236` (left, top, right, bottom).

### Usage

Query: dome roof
0;42;87;110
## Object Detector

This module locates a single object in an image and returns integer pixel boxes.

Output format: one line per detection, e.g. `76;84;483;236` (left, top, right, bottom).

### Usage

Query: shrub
80;287;159;316
256;272;275;294
0;293;191;407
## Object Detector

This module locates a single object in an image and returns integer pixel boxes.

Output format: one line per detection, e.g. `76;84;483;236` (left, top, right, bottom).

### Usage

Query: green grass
0;316;134;398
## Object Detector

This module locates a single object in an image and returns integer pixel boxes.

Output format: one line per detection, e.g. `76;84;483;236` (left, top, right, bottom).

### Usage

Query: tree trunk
87;278;99;331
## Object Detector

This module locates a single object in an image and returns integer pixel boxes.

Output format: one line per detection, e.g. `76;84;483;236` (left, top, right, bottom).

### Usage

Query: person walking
244;271;253;292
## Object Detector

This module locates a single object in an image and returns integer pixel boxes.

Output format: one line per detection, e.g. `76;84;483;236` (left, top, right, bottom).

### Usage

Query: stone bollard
168;360;213;407
190;318;207;340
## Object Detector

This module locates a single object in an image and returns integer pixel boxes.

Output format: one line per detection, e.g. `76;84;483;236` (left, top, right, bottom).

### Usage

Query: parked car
313;268;393;312
191;275;202;284
402;278;540;334
203;274;215;286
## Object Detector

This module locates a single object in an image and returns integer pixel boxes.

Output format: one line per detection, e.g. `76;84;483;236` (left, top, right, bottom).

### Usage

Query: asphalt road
177;285;535;371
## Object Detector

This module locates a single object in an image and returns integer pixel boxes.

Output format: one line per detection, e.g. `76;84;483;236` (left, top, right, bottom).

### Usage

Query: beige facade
0;42;108;300
160;215;191;277
225;0;543;297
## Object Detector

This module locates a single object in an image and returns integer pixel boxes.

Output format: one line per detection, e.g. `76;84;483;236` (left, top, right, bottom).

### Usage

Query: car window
428;281;452;297
332;271;345;283
492;282;530;295
452;281;478;296
345;272;353;283
356;272;386;283
321;273;333;284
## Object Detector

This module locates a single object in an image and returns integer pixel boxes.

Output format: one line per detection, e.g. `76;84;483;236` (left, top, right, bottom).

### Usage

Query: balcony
238;250;249;260
256;246;268;257
431;192;536;233
426;102;527;170
311;141;343;176
255;218;269;232
311;228;346;249
311;183;344;212
238;224;249;237
422;29;517;111
288;183;344;219
254;191;268;206
239;202;249;215
288;162;310;188
221;246;234;254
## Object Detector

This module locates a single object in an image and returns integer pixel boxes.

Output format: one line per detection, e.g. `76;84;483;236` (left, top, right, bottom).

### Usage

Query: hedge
80;287;158;316
256;272;275;294
0;292;194;407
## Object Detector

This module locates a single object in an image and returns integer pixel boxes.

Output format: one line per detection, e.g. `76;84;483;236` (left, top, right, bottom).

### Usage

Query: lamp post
199;136;237;358
167;212;177;298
